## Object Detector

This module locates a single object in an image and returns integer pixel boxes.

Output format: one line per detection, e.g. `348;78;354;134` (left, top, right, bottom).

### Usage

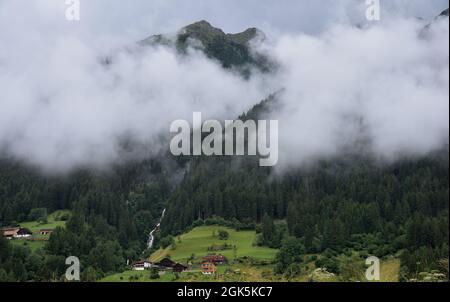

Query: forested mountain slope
160;96;449;279
1;13;449;281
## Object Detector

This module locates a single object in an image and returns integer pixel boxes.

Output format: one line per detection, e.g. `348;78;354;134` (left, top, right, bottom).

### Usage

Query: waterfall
147;208;166;249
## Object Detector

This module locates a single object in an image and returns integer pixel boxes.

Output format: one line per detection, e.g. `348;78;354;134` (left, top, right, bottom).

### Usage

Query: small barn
39;229;53;236
15;228;33;238
202;254;228;265
173;263;188;273
157;257;176;268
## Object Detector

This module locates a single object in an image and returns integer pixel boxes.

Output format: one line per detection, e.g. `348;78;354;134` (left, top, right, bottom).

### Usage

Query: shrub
159;235;174;249
218;229;229;240
150;268;160;279
315;257;340;274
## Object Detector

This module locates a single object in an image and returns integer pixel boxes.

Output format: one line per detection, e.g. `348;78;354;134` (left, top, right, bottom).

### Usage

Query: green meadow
101;225;278;282
10;239;46;252
101;270;176;282
150;225;278;263
8;210;70;252
20;210;70;233
101;225;401;282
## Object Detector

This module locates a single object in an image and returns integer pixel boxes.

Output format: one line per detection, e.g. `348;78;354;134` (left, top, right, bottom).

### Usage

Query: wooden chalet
202;254;228;264
1;227;20;239
1;227;32;239
156;257;176;268
172;263;188;273
201;261;216;275
132;260;152;271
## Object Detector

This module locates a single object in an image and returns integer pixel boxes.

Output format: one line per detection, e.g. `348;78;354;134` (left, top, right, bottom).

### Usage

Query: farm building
1;227;32;239
173;263;188;273
202;254;228;264
152;258;188;272
201;262;216;275
132;260;153;271
156;257;176;268
16;228;33;238
2;227;20;239
39;229;53;235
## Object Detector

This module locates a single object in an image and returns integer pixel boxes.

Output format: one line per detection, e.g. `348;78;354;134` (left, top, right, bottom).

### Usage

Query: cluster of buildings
132;257;187;273
132;254;228;275
201;254;228;275
1;227;53;240
1;227;33;239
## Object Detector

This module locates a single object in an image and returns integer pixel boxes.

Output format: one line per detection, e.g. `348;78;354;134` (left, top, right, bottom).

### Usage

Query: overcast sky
88;0;449;36
0;0;449;43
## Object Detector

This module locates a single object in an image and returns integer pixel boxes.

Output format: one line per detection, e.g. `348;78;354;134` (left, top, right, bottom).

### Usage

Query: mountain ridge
139;20;271;75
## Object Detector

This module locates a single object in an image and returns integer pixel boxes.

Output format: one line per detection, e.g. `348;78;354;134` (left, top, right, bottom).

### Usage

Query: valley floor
101;225;401;282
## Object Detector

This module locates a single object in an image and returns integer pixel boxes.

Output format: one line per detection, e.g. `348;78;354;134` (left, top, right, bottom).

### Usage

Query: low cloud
0;14;270;172
0;1;448;174
265;17;449;170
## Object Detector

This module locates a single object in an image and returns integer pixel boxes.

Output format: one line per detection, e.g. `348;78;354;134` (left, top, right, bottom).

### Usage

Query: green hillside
8;210;70;253
150;225;278;263
20;210;70;233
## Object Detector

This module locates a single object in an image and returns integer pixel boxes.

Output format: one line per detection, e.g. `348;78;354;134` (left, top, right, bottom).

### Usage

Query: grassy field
379;258;401;282
20;210;70;233
101;270;177;282
100;257;401;283
100;262;280;282
10;239;46;252
101;225;278;282
8;210;70;252
101;225;401;282
150;225;278;263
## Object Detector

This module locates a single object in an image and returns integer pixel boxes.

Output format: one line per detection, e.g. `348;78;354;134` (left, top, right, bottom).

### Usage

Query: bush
150;268;160;279
255;224;262;234
285;263;302;279
254;233;264;246
218;229;229;240
191;220;205;228
128;275;140;281
159;235;174;249
58;213;71;221
172;272;180;281
315;257;340;274
274;236;305;274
